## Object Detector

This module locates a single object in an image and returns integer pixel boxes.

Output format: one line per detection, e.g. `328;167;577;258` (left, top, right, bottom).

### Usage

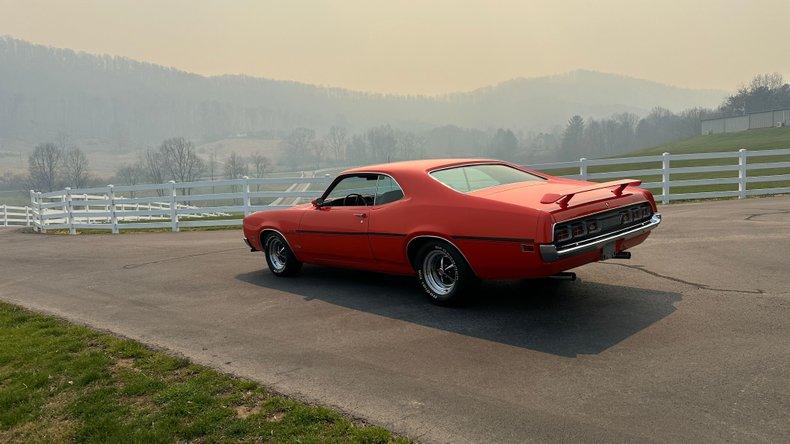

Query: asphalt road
1;197;788;443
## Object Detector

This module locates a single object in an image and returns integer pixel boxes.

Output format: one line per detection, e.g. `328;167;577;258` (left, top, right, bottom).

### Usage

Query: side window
374;175;404;205
324;174;378;206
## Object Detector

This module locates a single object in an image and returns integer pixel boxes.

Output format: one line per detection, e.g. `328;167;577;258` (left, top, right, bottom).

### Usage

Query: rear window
430;164;544;192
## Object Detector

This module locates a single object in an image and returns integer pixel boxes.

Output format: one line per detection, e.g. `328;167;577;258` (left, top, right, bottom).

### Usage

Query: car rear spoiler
540;179;642;207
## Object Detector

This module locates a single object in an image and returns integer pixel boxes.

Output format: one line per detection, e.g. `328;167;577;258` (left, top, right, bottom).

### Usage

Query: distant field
197;138;283;164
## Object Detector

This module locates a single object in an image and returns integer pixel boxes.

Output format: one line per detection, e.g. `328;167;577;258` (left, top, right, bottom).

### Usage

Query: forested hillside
0;36;724;148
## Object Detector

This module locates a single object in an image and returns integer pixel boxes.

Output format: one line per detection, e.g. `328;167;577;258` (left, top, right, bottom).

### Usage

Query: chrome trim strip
540;213;661;262
405;235;477;275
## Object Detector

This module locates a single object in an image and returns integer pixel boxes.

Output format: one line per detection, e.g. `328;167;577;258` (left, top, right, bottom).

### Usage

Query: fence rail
2;148;789;233
1;204;32;227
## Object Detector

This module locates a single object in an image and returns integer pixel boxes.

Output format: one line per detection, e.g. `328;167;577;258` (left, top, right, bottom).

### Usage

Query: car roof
342;158;501;176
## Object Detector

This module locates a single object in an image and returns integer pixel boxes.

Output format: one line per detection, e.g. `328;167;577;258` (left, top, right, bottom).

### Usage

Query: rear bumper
540;213;661;262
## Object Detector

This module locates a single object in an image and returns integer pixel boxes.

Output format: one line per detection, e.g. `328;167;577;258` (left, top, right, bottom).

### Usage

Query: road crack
123;248;239;269
744;209;790;221
603;262;765;294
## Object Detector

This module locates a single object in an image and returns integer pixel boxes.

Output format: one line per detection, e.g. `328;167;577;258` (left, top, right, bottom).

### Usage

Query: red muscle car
242;159;661;304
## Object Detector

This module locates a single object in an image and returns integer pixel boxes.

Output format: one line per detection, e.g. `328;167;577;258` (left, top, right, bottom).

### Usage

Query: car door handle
354;213;367;218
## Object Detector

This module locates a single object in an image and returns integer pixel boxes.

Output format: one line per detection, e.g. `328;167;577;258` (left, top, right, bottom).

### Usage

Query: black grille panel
553;203;653;247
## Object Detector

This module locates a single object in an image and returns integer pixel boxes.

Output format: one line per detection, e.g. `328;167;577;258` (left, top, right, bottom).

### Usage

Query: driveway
1;196;788;442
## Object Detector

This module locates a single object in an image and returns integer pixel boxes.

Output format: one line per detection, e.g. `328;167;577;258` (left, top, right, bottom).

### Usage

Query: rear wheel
416;241;475;305
263;232;302;277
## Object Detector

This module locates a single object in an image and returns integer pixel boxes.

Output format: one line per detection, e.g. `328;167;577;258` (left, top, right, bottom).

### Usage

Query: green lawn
0;302;405;443
533;127;790;197
630;126;790;155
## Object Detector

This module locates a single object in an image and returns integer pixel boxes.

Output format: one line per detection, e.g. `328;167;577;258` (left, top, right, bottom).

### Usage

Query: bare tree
159;137;204;183
249;152;271;178
208;147;219;181
224;152;249;179
61;146;90;188
115;162;145;197
311;139;327;169
282;128;315;170
324;126;348;164
28;143;62;191
143;148;166;196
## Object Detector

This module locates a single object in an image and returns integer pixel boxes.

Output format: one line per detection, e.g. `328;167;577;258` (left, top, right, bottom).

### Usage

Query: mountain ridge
0;36;726;147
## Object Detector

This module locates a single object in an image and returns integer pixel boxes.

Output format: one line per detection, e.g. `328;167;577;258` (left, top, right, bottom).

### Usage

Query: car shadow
235;266;681;358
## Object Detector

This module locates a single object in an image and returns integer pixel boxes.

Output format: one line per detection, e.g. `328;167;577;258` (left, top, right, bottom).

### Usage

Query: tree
364;125;397;163
488;129;519;160
720;73;790;115
224;152;248;179
249;152;271;178
208;147;219;181
143;148;166;195
115;162;145;197
561;115;585;160
282;128;315;170
28;143;62;191
324;126;348;164
61;146;90;188
159;137;204;183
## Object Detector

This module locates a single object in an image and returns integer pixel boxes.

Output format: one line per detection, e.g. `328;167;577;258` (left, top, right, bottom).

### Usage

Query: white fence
1;204;32;227
2;148;789;234
26;176;332;234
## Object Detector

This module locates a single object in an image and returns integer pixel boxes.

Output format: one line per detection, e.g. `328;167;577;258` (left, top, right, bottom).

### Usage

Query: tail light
621;211;632;224
586;220;601;234
555;226;572;242
571;223;586;238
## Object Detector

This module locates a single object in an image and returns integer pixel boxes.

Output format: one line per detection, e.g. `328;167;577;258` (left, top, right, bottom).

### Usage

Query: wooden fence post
65;187;75;235
1;204;6;227
661;152;671;204
738;148;747;199
169;181;178;232
108;185;119;234
242;176;251;216
25;205;30;227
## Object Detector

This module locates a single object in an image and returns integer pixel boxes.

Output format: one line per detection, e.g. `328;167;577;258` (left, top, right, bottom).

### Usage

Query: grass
0;302;405;443
534;127;790;197
629;126;790;155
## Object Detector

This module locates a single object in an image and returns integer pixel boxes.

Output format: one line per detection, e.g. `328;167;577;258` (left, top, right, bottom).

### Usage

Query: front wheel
263;232;302;277
416;241;476;305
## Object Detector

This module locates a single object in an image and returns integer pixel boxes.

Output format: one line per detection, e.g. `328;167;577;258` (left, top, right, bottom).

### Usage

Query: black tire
263;232;302;277
415;241;476;305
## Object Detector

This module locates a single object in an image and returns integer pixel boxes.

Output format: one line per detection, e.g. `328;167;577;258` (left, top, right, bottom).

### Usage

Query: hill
0;36;724;149
629;126;790;155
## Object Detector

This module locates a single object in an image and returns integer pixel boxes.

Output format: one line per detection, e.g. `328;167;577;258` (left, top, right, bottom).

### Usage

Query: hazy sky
1;0;788;95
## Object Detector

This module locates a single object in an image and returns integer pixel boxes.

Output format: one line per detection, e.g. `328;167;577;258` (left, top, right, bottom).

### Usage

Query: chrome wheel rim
267;237;287;272
423;249;457;296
